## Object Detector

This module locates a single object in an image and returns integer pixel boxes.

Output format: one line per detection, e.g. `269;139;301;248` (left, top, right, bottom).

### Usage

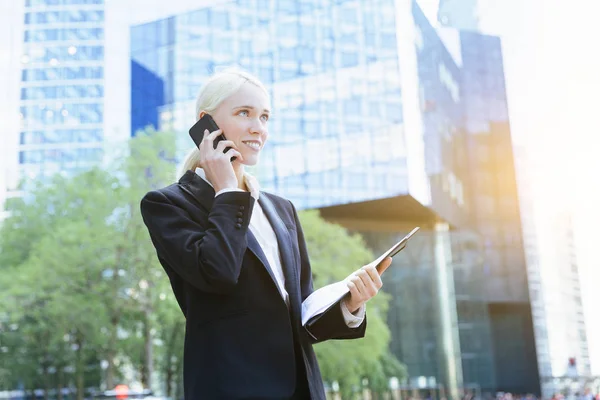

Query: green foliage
0;127;184;394
298;210;406;397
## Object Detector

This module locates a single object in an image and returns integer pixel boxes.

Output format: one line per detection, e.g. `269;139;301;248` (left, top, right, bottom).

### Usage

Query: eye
238;110;249;116
260;114;269;122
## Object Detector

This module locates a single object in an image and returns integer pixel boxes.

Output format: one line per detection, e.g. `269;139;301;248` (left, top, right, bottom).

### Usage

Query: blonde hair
178;67;269;179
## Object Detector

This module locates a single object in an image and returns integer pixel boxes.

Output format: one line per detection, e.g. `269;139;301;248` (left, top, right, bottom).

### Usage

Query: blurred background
0;0;599;399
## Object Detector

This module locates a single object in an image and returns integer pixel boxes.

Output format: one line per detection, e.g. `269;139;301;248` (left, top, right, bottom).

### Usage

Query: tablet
374;227;420;272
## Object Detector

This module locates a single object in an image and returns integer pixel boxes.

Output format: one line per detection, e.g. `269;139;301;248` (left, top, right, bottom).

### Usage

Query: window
343;98;360;114
339;32;357;46
365;33;376;48
189;9;209;26
381;33;397;49
277;0;297;14
340;51;358;67
298;46;315;63
211;11;230;29
299;23;316;42
338;7;357;25
321;49;334;68
368;101;381;117
280;46;296;62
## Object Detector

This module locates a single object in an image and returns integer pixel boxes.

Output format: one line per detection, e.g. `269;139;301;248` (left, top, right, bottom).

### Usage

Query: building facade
131;0;539;395
17;0;107;194
515;147;593;397
436;0;598;394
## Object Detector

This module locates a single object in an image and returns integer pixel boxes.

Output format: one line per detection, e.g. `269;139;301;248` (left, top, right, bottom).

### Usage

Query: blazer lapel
246;229;280;292
177;171;283;297
258;194;301;313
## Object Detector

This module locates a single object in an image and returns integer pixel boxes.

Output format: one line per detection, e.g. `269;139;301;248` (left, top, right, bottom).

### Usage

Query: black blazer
140;170;366;399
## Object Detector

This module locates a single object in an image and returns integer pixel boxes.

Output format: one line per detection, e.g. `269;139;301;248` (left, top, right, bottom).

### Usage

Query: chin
240;155;259;166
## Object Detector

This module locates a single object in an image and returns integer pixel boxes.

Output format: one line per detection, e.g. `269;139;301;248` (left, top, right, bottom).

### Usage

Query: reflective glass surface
131;0;407;209
19;0;105;178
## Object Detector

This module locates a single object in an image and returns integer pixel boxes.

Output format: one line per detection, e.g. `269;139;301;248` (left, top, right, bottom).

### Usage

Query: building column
434;222;464;398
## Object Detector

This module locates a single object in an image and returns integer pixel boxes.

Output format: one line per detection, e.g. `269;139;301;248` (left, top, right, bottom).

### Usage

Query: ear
198;110;207;120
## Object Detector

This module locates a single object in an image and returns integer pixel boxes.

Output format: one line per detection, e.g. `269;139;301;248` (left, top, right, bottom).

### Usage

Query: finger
346;281;361;310
347;281;364;305
224;148;243;161
198;129;210;150
215;140;238;152
376;256;393;275
347;280;360;297
350;276;367;299
199;130;221;154
356;270;378;297
202;129;222;143
363;264;383;289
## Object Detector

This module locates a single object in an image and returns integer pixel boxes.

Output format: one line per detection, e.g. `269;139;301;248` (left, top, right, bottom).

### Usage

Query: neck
233;163;246;191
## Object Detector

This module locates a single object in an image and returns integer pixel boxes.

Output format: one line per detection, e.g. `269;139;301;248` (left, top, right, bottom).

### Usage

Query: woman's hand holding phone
198;129;244;193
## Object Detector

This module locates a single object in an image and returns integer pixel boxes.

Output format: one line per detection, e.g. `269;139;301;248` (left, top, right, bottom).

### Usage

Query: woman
140;68;392;400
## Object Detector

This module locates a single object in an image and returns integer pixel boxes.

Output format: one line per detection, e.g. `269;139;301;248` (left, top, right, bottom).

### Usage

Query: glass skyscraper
434;1;597;395
18;0;106;188
130;0;539;395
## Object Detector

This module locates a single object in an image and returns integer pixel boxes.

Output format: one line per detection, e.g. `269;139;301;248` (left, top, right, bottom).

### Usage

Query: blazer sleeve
140;189;255;294
288;200;367;344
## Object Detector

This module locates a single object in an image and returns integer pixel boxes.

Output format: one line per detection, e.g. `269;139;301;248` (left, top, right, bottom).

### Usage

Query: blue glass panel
277;0;297;13
238;14;254;28
339;6;357;24
365;32;376;47
211;10;230;29
303;120;320;136
340;51;358;67
339;32;358;46
299;23;316;42
321;49;334;68
298;46;315;63
282;118;301;134
279;68;299;80
257;0;270;11
258;67;273;83
277;22;298;39
368;101;381;117
280;47;296;61
343;98;360;114
189;9;210;26
381;33;397;48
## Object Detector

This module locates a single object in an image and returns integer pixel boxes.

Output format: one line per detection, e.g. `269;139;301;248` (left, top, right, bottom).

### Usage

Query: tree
0;127;181;394
0;169;120;398
111;127;179;389
297;209;407;398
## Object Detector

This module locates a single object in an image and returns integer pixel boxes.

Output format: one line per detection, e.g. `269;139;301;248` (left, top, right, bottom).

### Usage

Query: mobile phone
189;114;236;162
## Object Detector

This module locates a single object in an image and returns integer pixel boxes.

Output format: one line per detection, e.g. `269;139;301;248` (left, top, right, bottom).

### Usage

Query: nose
249;118;267;137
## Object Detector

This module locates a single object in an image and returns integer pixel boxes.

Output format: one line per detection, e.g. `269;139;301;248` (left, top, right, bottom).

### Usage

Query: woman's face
203;82;271;166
